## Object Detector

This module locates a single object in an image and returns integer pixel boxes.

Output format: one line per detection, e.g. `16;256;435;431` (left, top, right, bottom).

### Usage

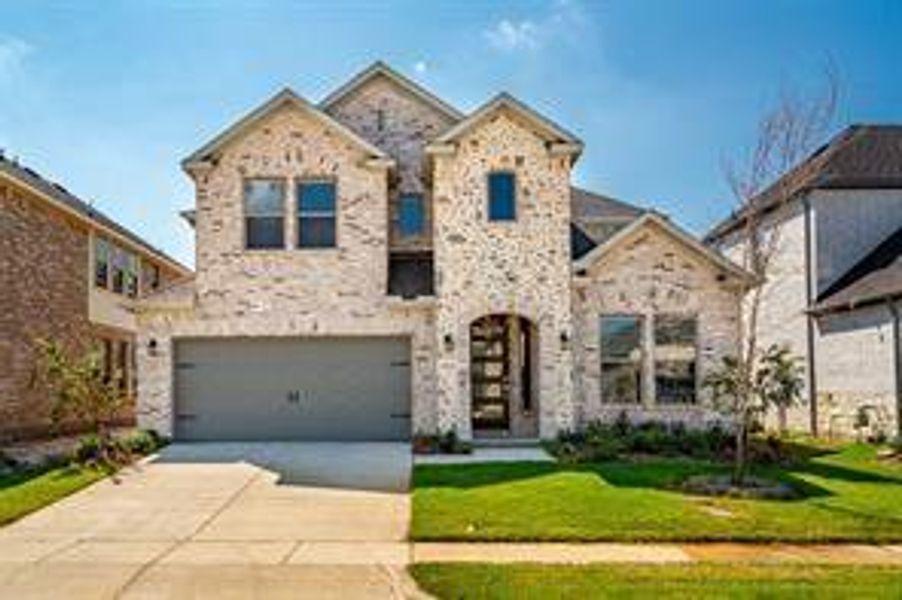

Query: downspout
803;195;819;436
889;301;902;439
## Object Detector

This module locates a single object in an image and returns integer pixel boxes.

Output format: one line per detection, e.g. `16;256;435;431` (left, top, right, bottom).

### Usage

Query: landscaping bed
411;563;902;599
412;442;902;542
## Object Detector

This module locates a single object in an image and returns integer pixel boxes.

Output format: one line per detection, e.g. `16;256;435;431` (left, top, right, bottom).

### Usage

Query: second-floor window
94;238;109;288
244;179;285;249
94;236;138;297
488;172;516;221
297;181;337;248
398;194;425;237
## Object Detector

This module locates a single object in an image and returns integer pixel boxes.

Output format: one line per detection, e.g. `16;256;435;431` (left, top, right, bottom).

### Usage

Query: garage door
173;337;411;441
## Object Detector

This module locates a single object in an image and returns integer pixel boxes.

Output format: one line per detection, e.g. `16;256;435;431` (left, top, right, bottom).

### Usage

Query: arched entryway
470;314;538;439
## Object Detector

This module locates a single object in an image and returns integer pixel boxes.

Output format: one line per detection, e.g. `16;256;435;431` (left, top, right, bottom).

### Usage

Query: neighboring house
0;154;191;442
707;125;902;438
138;61;750;442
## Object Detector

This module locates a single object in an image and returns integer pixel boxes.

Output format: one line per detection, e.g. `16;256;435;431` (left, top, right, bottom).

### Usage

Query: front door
470;315;511;431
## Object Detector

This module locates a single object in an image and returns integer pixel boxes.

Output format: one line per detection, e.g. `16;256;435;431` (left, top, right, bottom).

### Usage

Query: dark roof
813;226;902;313
0;154;189;273
570;186;644;257
571;186;644;221
707;125;902;242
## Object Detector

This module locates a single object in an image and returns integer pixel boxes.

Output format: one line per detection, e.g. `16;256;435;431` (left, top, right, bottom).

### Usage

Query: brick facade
0;168;188;442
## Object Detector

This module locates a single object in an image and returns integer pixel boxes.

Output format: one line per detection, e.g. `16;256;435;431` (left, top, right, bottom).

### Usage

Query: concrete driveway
0;442;423;599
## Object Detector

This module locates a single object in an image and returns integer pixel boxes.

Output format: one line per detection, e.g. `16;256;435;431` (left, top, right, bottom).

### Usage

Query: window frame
599;314;644;405
296;178;338;250
652;314;699;405
487;171;517;222
242;177;287;251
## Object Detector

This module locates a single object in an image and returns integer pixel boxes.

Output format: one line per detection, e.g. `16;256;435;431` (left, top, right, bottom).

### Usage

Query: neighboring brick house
138;62;750;442
0;155;191;442
707;125;902;438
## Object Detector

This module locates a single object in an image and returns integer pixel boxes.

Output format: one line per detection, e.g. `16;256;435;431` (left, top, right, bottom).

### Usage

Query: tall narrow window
488;172;516;221
117;340;129;392
124;252;139;298
244;179;285;249
297;181;336;248
654;315;698;404
94;238;109;289
398;194;425;237
111;247;126;294
600;315;643;404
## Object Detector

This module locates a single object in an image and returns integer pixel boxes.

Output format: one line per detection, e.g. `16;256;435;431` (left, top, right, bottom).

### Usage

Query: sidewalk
412;542;902;565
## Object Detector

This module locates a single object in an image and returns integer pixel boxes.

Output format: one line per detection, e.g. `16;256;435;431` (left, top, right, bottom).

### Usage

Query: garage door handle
176;413;197;421
391;361;411;367
391;412;411;419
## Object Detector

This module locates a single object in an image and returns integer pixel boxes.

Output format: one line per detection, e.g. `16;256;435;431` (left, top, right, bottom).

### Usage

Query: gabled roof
319;60;464;121
575;211;752;283
182;88;393;170
813;226;902;313
0;154;190;275
707;125;902;242
426;92;583;156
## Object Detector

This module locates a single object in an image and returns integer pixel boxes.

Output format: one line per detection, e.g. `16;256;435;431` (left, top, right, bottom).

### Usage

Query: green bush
412;429;473;455
549;413;735;463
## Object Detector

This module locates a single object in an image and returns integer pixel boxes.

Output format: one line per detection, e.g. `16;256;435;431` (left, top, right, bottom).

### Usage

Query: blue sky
2;1;901;267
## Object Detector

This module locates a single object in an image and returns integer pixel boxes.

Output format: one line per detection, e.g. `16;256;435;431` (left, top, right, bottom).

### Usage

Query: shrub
548;415;736;464
412;429;473;455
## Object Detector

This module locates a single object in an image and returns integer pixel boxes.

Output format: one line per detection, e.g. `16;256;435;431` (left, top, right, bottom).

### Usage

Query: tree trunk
733;418;749;486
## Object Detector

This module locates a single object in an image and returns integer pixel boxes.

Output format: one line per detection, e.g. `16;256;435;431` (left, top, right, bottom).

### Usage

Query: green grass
410;563;902;599
412;443;902;542
0;464;107;526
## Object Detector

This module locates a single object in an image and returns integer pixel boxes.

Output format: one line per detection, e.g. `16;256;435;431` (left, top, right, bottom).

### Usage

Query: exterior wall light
443;333;454;352
148;338;158;357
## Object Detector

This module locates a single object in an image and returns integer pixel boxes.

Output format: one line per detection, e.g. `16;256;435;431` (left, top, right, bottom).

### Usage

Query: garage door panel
174;337;411;441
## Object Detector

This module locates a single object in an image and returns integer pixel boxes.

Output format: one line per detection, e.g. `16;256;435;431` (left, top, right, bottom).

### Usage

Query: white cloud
485;19;540;52
414;60;427;74
0;36;32;82
484;0;585;53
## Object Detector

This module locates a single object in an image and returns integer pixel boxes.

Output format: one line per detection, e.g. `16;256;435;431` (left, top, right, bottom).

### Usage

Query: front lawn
412;443;902;542
411;563;902;599
0;465;107;526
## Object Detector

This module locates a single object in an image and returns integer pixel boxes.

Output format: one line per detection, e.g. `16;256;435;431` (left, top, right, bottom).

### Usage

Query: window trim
487;171;517;222
599;313;644;405
242;177;287;251
296;177;339;250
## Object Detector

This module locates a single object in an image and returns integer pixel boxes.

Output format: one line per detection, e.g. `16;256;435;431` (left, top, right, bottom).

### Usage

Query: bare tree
708;67;838;484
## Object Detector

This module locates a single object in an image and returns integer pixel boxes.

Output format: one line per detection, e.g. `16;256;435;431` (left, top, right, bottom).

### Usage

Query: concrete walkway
0;443;424;599
413;542;902;565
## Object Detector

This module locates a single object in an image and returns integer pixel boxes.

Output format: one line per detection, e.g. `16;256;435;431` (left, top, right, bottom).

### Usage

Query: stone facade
325;74;457;251
432;110;576;438
0;169;186;442
815;303;899;438
573;218;744;427
137;65;746;441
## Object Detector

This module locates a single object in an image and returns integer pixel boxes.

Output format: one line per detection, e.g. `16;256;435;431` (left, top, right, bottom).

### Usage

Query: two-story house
708;125;902;438
0;154;190;442
138;62;750;442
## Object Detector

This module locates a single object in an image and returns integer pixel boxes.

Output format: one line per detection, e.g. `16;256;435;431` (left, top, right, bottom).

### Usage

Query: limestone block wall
137;103;437;437
815;304;899;438
326;75;458;251
431;111;575;439
573;221;743;427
